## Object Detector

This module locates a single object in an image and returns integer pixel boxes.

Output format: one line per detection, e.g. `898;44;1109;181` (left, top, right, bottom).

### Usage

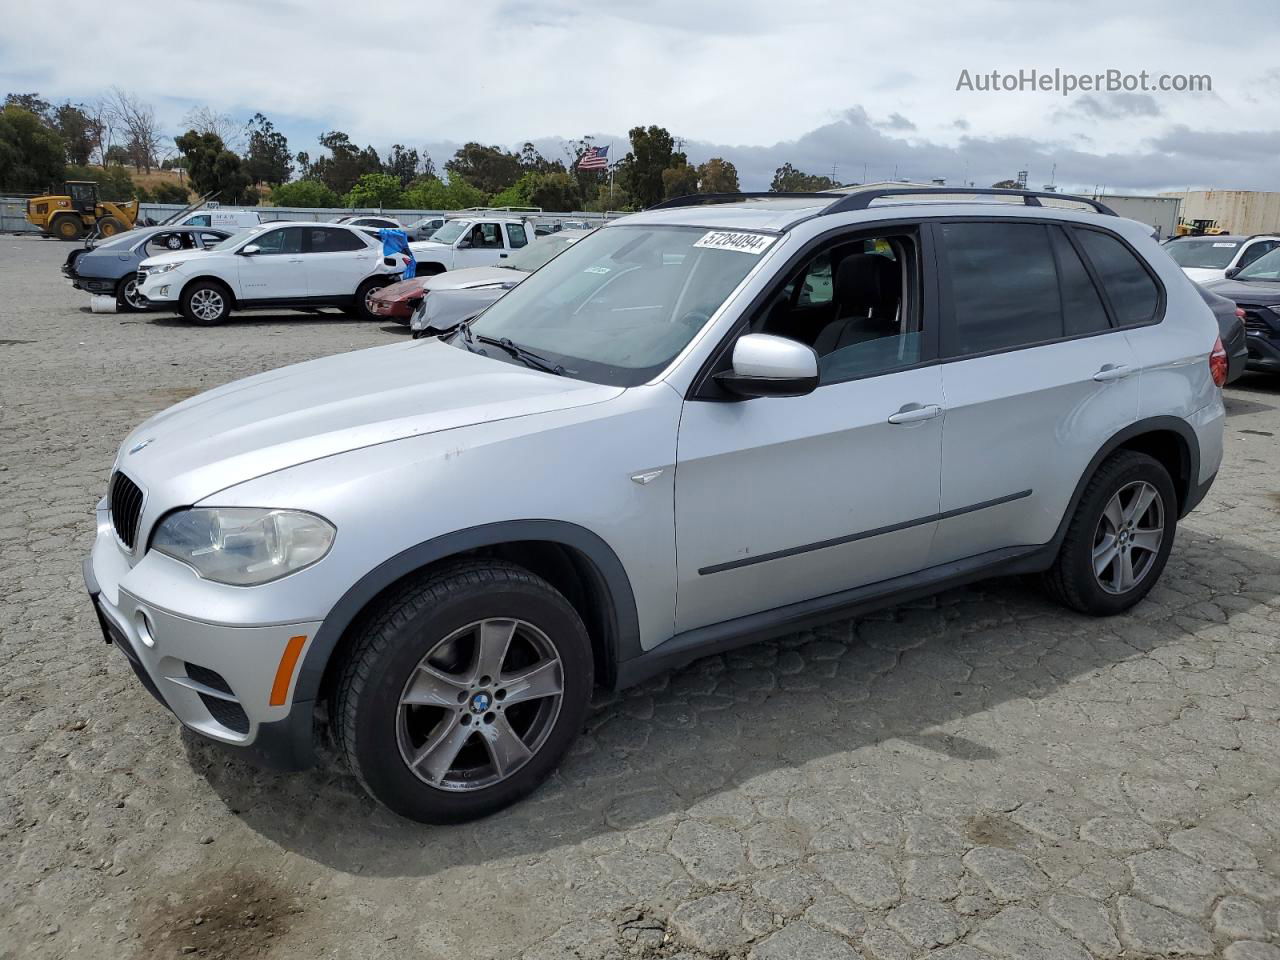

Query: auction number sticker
693;231;776;255
1212;242;1238;248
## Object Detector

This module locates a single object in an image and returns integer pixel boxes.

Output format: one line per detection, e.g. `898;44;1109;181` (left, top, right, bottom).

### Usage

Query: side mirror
241;244;261;256
457;238;472;249
714;333;819;399
1224;266;1241;279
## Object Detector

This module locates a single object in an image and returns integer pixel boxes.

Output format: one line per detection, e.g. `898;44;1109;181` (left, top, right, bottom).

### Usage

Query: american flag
577;145;609;171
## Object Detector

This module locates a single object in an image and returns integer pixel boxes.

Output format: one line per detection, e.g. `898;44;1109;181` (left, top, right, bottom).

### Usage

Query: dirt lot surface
2;234;1279;960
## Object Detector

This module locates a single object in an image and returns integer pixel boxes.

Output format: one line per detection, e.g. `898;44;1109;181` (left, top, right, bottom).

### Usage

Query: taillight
1209;336;1229;387
1235;307;1245;320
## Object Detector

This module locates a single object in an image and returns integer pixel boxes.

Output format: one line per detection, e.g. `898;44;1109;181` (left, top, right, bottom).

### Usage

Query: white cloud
2;0;1277;191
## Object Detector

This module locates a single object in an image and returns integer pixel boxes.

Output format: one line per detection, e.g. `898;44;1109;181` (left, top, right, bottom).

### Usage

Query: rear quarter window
1074;229;1160;327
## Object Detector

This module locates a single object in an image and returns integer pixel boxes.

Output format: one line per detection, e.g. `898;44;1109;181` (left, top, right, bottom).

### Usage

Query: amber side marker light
270;635;308;706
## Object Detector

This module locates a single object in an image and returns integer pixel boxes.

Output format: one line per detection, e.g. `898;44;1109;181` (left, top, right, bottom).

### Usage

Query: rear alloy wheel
181;281;231;325
335;561;592;823
52;215;84;241
116;275;148;312
1044;451;1176;615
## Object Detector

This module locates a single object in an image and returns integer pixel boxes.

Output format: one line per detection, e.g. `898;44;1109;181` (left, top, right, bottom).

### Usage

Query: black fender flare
291;519;642;704
1052;415;1201;551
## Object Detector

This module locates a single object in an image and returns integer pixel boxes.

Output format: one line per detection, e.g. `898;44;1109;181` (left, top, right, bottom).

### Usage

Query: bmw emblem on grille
470;692;491;713
129;437;155;455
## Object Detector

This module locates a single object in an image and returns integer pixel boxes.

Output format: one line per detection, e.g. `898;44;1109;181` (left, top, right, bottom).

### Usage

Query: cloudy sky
3;0;1277;194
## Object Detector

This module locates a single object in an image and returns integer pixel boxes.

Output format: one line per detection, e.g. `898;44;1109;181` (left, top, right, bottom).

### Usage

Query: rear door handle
1093;363;1135;382
887;403;943;424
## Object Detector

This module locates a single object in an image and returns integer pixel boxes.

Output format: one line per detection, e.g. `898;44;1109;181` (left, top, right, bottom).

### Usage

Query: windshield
464;225;772;386
502;233;582;271
428;220;470;245
210;225;266;252
1237;247;1280;281
1165;239;1239;269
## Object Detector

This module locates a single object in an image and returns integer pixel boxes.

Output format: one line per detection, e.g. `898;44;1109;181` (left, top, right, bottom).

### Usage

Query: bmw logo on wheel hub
470;692;491;714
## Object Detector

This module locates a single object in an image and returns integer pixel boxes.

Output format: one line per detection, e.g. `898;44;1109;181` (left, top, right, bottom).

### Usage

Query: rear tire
181;280;232;326
350;277;390;321
97;216;125;238
51;215;84;241
1043;451;1177;615
115;275;147;312
334;560;593;823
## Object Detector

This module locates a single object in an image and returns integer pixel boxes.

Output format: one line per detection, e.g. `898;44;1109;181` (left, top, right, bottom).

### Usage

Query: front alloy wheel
397;618;564;791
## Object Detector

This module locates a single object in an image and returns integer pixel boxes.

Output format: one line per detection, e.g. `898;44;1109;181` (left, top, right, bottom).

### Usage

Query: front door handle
887;403;943;425
1093;363;1135;382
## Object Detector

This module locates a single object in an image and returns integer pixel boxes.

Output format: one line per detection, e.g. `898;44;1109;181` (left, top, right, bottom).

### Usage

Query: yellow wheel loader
25;181;140;240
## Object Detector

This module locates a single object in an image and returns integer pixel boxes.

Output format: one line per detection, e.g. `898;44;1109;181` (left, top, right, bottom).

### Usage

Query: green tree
769;162;837;192
526;171;581;211
344;172;404;208
298;131;382;195
401;176;486;210
0;105;65;192
698;157;739;194
661;162;699;199
3;93;52;122
489;172;535;209
270;179;340;208
54;103;99;166
445;142;523;195
64;163;140;202
174;129;254;204
244;113;292;186
104;144;130;165
616;125;684;209
383;144;422;187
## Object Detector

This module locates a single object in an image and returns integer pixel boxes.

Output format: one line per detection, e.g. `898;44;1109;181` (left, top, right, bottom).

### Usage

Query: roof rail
824;186;1118;217
647;191;844;210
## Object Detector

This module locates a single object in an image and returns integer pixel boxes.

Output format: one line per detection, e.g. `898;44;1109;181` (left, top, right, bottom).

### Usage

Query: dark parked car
1204;247;1280;375
62;226;233;311
1197;286;1248;384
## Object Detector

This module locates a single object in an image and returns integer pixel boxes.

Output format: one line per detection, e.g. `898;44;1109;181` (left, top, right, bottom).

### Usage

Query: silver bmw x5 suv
85;188;1227;822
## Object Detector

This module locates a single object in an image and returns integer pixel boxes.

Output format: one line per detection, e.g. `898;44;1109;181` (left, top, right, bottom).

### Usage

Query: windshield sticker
1212;242;1238;248
693;231;776;255
583;265;611;274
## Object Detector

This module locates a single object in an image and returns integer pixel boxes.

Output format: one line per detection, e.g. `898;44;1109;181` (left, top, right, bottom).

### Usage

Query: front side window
1074;228;1159;326
471;223;504;249
1236;247;1280;281
941;222;1063;354
187;214;211;227
253;227;303;255
752;233;920;384
464;225;768;386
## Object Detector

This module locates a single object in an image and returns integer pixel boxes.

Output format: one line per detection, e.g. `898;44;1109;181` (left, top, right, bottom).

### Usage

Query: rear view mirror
241;244;261;256
457;239;472;249
715;333;819;399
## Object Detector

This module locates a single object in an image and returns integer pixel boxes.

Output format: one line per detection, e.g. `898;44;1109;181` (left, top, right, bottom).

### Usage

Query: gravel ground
2;233;1279;960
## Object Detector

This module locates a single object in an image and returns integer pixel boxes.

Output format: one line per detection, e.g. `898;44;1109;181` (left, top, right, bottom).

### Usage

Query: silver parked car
86;188;1227;823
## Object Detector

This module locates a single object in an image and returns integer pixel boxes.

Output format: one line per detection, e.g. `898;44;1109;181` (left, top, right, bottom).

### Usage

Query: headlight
151;508;335;586
145;261;184;275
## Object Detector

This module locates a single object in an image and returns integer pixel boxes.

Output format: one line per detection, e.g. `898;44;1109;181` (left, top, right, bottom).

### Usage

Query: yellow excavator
1175;218;1227;237
25;181;140;240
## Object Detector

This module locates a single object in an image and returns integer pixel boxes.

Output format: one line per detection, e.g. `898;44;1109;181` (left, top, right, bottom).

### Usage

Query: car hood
425;265;526;290
1181;266;1226;284
373;276;430;301
408;240;450;256
1203;278;1280;305
117;339;623;505
138;249;199;268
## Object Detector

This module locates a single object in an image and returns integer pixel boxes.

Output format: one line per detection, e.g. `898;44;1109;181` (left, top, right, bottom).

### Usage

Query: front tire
335;561;593;823
181;280;231;325
1043;451;1177;615
116;275;147;312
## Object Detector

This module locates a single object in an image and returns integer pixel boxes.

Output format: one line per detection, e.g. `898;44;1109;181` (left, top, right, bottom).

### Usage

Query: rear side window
307;227;367;253
940;222;1062;354
1050;228;1110;336
1074;229;1159;326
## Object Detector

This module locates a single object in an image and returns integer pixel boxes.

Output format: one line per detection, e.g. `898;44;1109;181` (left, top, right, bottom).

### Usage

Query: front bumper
85;511;322;768
137;272;180;304
369;295;415;321
1244;330;1280;373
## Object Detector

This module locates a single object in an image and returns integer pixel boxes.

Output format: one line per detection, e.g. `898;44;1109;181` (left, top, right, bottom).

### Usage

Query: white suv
137;221;409;324
88;188;1226;823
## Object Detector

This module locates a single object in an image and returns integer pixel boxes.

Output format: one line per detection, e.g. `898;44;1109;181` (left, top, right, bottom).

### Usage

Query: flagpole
608;143;614;210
